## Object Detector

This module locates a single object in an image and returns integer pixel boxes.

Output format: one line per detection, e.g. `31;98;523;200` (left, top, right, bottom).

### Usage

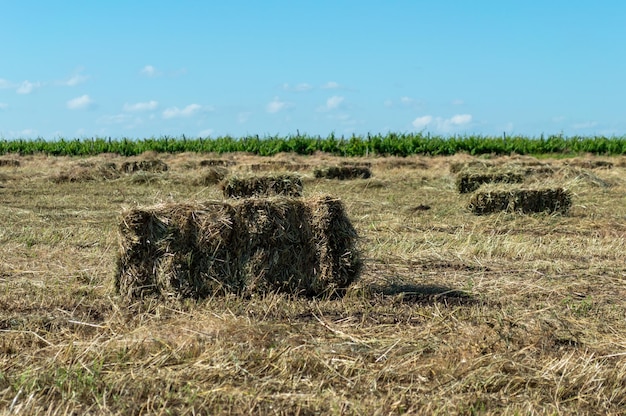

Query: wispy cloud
321;81;340;89
9;129;37;138
412;114;472;132
67;94;94;110
98;114;133;124
63;72;89;87
238;112;252;123
0;79;14;89
123;100;158;112
162;104;207;119
282;83;313;92
198;128;214;137
0;103;8;110
266;97;292;114
140;65;158;77
17;80;42;94
317;96;344;112
572;121;598;129
448;114;472;125
412;115;433;130
451;99;464;106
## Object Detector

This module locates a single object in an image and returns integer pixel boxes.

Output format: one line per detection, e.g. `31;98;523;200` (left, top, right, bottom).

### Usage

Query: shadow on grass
369;283;477;306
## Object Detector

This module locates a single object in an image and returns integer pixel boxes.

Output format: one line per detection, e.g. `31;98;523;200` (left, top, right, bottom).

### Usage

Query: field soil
1;152;625;415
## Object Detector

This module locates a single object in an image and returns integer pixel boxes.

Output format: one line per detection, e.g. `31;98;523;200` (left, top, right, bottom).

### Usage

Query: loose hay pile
314;165;372;180
115;195;361;300
456;170;524;193
221;174;303;198
468;186;572;215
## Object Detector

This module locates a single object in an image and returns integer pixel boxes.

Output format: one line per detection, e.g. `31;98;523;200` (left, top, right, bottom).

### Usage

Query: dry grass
1;152;625;414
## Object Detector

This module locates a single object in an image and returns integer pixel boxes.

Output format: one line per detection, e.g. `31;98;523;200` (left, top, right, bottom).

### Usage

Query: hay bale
456;170;524;193
468;186;572;215
52;163;120;183
199;159;235;167
0;159;20;168
314;165;372;180
195;167;229;186
221;174;303;198
115;196;362;300
565;159;614;169
449;160;497;174
121;159;169;173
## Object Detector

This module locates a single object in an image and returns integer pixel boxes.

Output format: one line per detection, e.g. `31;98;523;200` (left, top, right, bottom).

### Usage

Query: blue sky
1;1;625;139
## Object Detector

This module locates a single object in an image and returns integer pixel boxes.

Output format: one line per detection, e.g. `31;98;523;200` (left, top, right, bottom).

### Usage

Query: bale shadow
370;282;477;306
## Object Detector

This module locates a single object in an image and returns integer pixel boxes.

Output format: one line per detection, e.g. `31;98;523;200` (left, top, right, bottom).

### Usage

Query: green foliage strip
1;133;625;157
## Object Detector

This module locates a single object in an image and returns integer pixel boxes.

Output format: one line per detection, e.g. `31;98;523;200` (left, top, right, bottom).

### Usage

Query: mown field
1;151;625;415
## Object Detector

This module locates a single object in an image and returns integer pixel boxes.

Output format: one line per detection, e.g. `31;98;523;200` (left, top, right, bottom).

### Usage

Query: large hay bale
115;195;361;300
221;174;303;198
456;170;524;193
314;165;372;180
468;186;572;215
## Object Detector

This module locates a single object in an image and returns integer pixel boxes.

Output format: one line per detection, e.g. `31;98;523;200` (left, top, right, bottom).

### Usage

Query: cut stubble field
0;152;625;415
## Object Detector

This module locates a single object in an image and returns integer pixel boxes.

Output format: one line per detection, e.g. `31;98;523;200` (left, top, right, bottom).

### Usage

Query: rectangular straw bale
314;165;372;180
468;187;572;215
456;169;524;193
115;202;245;300
221;174;303;198
115;195;361;300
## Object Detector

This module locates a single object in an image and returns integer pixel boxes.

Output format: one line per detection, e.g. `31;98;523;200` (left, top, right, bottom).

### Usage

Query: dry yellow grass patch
0;152;625;414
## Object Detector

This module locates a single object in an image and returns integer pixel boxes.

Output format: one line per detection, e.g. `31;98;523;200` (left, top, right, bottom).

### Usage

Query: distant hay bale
52;163;120;183
221;174;303;198
195;166;229;186
314;165;372;180
199;159;235;167
0;159;20;168
456;170;524;193
121;159;169;173
246;161;312;172
115;196;362;300
449;160;497;174
565;159;614;169
468;186;572;215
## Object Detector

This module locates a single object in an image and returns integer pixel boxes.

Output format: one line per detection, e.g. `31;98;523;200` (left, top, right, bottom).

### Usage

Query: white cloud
67;94;94;110
266;97;291;114
322;81;340;89
573;121;598;129
383;99;393;108
123;100;158;112
64;73;89;87
451;99;464;106
448;114;472;125
317;96;344;112
0;79;14;89
412;114;472;132
198;128;214;137
0;103;8;110
400;96;415;106
140;65;158;77
17;80;42;94
238;112;252;123
282;83;313;92
412;115;433;130
162;104;204;119
9;129;37;138
98;114;133;124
